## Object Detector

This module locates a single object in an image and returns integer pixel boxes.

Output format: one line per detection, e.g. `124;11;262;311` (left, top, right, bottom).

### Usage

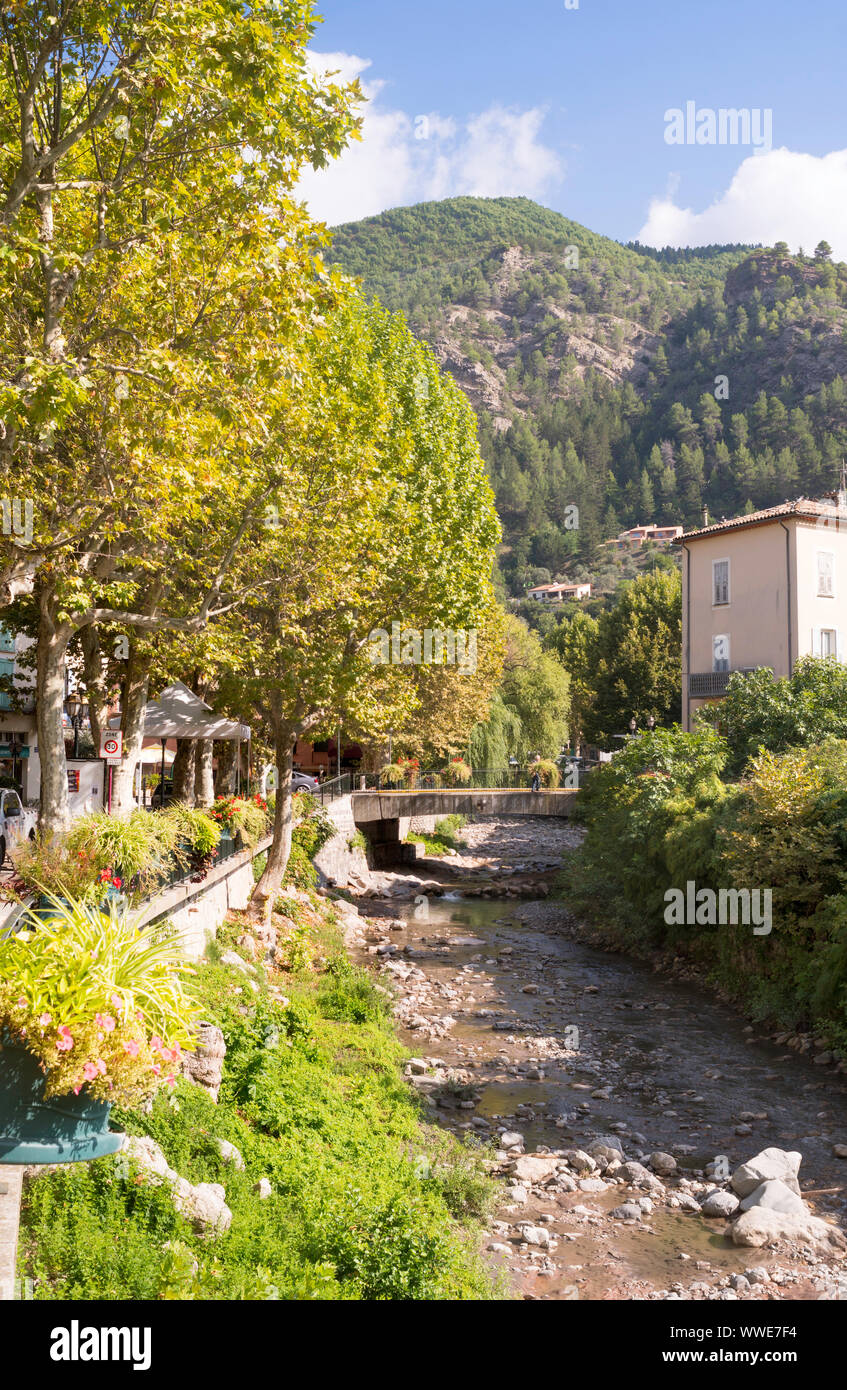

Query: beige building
679;497;847;729
527;581;592;603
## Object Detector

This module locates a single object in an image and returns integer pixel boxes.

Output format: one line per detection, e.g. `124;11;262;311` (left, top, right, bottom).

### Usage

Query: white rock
518;1224;552;1249
700;1189;740;1218
649;1151;677;1175
500;1131;524;1152
253;1178;273;1199
739;1179;806;1215
610;1202;642;1221
509;1154;561;1183
730;1147;802;1198
214;1138;245;1170
731;1207;846;1251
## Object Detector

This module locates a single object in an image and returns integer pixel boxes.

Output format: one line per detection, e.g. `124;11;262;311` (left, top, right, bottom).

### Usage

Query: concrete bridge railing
351;787;578;868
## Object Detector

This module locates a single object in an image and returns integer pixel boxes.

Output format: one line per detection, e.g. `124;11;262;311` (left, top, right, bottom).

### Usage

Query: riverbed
352;817;847;1301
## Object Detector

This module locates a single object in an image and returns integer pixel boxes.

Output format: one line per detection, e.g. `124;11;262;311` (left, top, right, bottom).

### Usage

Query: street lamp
66;692;86;760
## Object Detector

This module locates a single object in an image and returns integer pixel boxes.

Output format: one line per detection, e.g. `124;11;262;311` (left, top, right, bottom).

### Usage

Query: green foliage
163;806;221;859
472;615;568;761
406;814;466;857
63;810;181;900
697;656;847;774
552;570;682;746
18;911;499;1301
571;730;847;1044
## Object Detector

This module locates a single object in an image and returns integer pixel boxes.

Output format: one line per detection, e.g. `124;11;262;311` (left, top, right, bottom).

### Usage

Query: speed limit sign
100;731;123;763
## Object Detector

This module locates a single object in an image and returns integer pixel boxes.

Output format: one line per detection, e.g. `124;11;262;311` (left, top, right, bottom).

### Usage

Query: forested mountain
331;198;847;596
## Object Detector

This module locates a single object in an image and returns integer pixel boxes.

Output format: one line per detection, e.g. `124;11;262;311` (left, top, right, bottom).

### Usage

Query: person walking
530;756;541;793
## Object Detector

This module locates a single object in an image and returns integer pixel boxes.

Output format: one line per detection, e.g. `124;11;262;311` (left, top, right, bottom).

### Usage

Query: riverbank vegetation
17;895;500;1301
562;669;847;1049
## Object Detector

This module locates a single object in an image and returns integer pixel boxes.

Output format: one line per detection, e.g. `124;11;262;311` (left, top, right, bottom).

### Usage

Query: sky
297;0;847;256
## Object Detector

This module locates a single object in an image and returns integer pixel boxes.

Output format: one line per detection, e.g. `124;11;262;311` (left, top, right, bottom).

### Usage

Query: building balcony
688;667;761;698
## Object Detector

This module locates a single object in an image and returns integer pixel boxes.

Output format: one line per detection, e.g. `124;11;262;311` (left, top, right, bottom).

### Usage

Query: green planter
0;1040;124;1165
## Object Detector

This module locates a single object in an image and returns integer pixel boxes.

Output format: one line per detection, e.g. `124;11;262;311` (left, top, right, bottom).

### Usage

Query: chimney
701;504;710;527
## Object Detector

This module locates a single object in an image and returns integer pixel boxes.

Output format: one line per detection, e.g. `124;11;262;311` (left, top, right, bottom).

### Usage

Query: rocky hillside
331;199;847;596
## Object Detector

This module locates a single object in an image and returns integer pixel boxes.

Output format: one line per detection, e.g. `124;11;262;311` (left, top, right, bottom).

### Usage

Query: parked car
0;788;37;868
291;770;319;793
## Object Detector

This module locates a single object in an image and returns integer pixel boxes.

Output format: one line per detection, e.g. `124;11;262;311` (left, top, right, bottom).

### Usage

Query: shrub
531;759;560;788
163;805;221;860
379;763;406;787
210;796;268;847
64;810;181;901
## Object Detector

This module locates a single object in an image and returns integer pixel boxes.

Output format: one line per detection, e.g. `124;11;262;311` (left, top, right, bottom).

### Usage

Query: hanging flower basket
0;1039;123;1165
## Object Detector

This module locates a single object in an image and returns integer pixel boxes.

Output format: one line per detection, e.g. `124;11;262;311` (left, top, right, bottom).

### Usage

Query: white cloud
297;52;563;226
638;147;847;259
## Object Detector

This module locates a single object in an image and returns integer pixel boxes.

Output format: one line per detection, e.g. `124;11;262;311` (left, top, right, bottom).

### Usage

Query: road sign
99;732;122;763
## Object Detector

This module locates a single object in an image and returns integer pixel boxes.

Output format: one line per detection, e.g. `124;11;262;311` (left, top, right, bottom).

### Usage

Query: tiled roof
677;498;847;542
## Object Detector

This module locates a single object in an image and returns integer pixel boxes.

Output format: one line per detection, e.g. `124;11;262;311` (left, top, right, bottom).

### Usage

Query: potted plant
0;895;200;1164
209;795;268;852
379;762;406;789
443;757;472;786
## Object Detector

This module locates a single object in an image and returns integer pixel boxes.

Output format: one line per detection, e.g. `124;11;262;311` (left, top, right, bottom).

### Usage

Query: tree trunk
248;731;294;924
35;588;72;835
80;624;110;755
194;738;214;807
214;739;237;796
110;644;151;817
171;739;197;805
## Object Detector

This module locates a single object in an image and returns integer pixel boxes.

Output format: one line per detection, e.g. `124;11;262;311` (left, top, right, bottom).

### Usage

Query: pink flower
17;997;26;1008
95;1059;107;1075
165;1074;176;1089
82;1062;98;1081
73;1085;82;1095
151;1063;161;1076
149;1035;164;1053
38;1013;51;1027
56;1026;74;1052
123;1039;140;1058
96;1013;116;1033
111;993;123;1011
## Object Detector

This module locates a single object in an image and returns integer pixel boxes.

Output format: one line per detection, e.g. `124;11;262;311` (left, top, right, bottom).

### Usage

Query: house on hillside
605;523;683;551
677;495;847;730
526;581;592;603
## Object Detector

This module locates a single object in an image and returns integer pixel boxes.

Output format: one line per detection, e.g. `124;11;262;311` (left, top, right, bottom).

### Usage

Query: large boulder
181;1021;227;1103
731;1207;846;1251
509;1154;562;1184
730;1147;802;1198
739;1179;806;1216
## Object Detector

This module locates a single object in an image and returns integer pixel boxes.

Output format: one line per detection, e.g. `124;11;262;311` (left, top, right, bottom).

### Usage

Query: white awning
110;681;250;741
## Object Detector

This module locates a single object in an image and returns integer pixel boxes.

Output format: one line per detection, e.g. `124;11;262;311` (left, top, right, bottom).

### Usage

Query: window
713;634;730;672
713;558;730;606
817;551;835;597
821;629;837;658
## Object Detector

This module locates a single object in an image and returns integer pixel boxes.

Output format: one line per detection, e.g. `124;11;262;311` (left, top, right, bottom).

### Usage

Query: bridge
350;786;578;868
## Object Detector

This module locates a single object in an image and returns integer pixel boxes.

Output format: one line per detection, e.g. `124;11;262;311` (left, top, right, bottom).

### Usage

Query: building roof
677;497;847;543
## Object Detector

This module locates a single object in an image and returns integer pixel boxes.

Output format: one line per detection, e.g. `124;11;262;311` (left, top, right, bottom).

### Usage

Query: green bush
18;917;499;1302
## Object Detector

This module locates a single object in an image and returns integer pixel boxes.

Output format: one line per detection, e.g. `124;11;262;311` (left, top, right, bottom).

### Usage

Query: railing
354;765;581;792
689;668;761;698
312;773;353;805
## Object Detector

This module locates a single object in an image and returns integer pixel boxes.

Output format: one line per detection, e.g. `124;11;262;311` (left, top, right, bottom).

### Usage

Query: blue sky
298;0;847;255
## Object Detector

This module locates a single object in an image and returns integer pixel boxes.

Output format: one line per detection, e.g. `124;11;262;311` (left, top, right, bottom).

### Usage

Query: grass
17;892;502;1302
405;814;467;858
